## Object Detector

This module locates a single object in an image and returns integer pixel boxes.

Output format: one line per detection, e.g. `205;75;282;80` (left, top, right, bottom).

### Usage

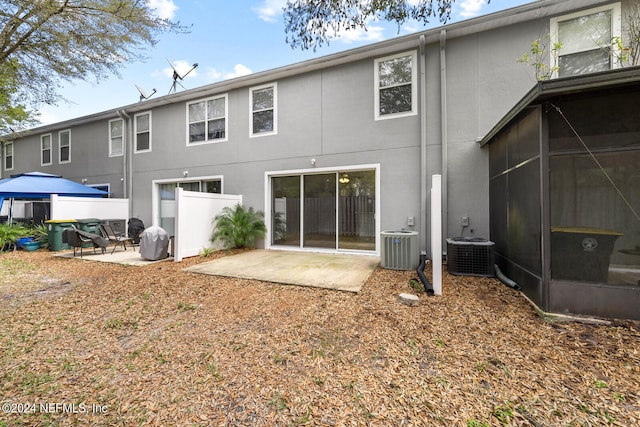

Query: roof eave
2;0;613;141
480;66;640;147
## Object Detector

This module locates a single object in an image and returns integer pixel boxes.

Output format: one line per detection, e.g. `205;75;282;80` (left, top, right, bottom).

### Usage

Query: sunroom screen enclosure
271;170;376;252
486;69;640;320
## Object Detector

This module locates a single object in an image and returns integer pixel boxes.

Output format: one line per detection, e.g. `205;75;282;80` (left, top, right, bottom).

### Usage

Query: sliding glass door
338;170;376;250
271;169;376;252
304;173;337;249
272;176;301;246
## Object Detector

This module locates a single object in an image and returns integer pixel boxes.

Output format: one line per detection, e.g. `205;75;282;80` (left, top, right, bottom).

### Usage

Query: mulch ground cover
1;249;639;426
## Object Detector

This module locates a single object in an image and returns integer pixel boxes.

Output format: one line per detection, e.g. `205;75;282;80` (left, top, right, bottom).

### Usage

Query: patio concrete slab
54;247;172;266
185;250;380;292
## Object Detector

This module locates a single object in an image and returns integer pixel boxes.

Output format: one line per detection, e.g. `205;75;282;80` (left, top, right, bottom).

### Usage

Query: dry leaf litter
0;249;639;426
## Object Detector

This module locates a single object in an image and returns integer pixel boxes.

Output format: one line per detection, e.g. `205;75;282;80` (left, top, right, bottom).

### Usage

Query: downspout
117;109;133;218
439;29;449;255
420;35;428;254
417;35;433;295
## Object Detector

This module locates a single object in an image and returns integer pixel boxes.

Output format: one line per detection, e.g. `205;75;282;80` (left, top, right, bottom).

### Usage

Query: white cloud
224;64;253;79
206;68;223;81
335;24;386;44
459;0;487;18
147;0;178;20
253;0;286;23
206;64;253;82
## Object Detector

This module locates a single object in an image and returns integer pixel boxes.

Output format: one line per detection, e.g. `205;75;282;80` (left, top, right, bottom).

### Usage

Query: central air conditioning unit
446;237;495;277
381;230;419;270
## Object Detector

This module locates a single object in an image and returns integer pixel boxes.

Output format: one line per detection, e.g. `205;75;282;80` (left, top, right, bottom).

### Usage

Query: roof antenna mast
167;58;199;94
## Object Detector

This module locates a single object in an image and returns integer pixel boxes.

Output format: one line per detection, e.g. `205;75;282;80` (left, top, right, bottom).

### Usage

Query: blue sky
38;0;532;125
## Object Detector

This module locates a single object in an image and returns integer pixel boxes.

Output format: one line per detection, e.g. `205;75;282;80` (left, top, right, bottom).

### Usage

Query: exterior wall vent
446;237;495;277
381;230;419;270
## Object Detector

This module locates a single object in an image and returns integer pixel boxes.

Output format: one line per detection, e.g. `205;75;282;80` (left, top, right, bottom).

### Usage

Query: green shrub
210;204;266;249
0;223;32;251
32;224;49;249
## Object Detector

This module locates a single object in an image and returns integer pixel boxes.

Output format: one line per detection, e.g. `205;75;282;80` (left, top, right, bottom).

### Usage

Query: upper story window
551;3;621;78
41;134;52;166
250;83;277;137
374;51;418;120
59;129;71;163
109;118;124;157
4;141;13;171
134;112;152;153
187;95;227;145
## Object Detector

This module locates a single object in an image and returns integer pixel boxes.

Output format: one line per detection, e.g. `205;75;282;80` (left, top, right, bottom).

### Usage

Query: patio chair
62;228;108;258
99;223;134;254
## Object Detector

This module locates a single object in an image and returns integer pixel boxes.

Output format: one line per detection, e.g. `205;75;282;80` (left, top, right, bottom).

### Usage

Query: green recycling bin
45;219;78;251
76;218;102;235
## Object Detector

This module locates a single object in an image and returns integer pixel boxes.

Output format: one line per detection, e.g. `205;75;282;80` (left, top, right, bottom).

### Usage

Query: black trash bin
550;227;623;282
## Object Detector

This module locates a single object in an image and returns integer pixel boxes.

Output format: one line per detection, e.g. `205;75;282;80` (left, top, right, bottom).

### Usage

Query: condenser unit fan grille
446;237;495;277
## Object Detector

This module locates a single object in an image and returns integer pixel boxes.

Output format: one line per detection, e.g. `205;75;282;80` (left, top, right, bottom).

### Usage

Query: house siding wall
4;0;631;254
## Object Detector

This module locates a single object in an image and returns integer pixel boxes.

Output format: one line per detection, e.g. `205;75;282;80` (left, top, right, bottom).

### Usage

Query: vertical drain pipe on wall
419;35;428;255
117;109;133;218
439;29;448;251
417;35;434;295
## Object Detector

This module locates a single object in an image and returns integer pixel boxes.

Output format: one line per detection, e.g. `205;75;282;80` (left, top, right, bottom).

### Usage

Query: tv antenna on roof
167;58;198;94
135;84;156;101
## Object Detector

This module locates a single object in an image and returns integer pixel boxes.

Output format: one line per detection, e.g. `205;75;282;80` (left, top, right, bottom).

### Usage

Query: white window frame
550;3;622;78
134;111;152;153
58;129;71;164
374;50;418;120
4;141;14;171
186;94;228;146
109;118;124;157
41;134;52;166
250;82;277;137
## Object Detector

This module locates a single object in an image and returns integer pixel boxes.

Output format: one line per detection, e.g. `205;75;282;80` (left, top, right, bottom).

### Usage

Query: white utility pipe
431;174;443;295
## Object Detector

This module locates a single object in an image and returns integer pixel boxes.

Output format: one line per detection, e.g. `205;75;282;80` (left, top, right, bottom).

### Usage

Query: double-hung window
187;95;227;145
109;119;124;157
551;3;621;78
41;134;52;166
59;129;70;163
374;51;417;120
135;112;152;153
4;141;13;170
250;83;277;137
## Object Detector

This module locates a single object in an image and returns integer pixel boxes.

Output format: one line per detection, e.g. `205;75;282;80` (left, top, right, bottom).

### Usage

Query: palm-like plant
0;223;32;251
210;204;266;249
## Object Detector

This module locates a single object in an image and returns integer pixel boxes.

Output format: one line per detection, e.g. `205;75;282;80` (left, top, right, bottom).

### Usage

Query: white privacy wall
173;188;242;262
51;195;129;222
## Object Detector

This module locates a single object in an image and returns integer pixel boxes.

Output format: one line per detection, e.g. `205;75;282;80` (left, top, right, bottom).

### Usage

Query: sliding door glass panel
304;173;336;249
338;170;376;251
272;176;301;246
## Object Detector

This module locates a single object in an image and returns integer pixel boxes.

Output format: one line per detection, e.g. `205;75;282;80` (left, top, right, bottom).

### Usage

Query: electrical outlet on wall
407;216;414;226
461;216;470;227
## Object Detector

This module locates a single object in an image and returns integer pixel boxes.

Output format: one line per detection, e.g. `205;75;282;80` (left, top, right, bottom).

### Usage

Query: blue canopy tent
0;172;109;223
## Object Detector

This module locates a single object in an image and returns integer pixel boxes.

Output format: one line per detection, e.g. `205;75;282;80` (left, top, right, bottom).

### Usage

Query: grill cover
139;226;169;260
